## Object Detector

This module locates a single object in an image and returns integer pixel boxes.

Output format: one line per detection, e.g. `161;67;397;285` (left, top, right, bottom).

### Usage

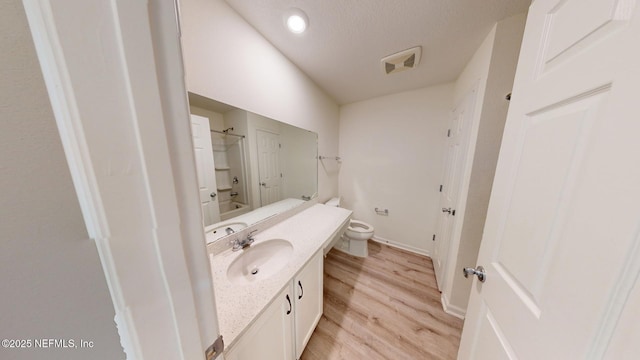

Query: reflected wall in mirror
188;93;318;242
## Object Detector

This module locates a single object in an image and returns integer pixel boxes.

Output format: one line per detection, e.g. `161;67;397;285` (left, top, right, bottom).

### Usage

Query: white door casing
257;129;282;206
191;114;221;226
22;0;220;358
459;1;640;359
434;87;478;291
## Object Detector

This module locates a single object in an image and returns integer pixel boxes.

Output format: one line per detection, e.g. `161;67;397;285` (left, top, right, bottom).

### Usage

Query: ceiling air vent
381;46;422;75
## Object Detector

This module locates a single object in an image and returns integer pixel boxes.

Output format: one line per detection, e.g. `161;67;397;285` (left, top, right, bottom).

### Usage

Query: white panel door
191;114;220;226
458;1;640;359
433;88;477;291
257;129;282;206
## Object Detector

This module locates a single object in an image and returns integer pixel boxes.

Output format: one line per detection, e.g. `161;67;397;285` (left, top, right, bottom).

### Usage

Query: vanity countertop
209;203;352;348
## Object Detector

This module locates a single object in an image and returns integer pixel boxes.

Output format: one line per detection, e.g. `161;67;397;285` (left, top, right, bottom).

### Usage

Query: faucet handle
247;229;259;240
229;237;241;251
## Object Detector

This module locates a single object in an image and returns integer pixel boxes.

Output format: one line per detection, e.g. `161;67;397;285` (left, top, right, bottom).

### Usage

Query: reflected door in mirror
257;129;282;206
191;114;221;226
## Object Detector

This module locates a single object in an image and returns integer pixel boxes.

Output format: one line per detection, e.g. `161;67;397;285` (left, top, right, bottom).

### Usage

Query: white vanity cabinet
224;250;323;360
224;284;295;360
293;250;323;359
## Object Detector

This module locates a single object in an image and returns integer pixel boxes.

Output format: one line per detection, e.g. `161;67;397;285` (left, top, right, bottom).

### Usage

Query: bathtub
219;201;250;221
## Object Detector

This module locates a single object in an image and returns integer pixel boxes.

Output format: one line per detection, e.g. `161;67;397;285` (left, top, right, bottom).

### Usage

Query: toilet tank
325;197;341;207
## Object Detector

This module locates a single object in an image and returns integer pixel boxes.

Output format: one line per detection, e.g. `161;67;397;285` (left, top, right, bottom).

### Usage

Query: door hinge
432;234;436;241
279;143;282;148
205;335;224;360
447;129;451;137
439;184;443;192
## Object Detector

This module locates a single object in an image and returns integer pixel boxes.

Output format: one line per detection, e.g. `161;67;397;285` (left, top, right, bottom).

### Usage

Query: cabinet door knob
298;281;304;300
285;294;292;315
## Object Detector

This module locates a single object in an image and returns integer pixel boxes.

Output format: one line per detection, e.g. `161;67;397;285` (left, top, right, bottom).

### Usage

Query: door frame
439;81;483;319
22;0;219;358
433;84;478;293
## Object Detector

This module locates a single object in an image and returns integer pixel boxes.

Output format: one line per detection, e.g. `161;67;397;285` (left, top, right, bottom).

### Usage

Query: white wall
280;126;317;200
0;1;124;358
339;84;454;255
180;0;340;202
445;13;527;311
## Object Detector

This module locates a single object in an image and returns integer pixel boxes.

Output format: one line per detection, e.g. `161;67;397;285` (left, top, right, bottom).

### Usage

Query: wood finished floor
301;241;464;360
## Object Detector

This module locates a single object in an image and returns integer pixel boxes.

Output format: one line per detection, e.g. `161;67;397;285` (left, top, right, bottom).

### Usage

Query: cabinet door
225;284;295;360
294;251;323;358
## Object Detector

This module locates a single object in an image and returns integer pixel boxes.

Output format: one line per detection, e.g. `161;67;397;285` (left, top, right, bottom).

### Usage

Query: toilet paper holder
375;208;389;216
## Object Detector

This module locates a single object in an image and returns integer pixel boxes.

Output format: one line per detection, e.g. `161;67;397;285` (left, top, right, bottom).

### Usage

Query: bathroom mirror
188;93;318;242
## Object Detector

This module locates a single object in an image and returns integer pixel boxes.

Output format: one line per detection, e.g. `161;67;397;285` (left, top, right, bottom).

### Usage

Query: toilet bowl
325;197;374;257
346;220;374;240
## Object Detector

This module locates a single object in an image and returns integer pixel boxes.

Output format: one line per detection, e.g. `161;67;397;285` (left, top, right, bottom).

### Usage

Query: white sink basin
226;239;293;285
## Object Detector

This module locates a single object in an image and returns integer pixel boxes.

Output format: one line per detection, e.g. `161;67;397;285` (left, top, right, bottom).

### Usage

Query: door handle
210;192;217;199
298;281;304;300
260;182;266;187
463;266;486;282
442;207;451;214
285;294;292;315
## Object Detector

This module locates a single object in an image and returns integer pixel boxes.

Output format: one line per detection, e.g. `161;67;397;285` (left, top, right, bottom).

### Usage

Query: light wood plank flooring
301;241;464;360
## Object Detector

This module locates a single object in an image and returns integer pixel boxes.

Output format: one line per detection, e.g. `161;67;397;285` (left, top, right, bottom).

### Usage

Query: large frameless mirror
188;93;318;242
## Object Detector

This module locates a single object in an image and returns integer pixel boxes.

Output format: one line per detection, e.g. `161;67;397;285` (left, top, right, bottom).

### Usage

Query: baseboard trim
370;236;431;258
441;293;466;320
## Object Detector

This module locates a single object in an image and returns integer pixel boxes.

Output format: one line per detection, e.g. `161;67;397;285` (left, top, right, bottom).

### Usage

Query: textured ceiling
224;0;531;105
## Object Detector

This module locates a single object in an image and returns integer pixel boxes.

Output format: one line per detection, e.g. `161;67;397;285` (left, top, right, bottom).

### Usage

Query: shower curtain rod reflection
210;129;245;138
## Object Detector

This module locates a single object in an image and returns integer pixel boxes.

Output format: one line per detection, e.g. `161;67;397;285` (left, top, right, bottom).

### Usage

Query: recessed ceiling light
284;8;308;34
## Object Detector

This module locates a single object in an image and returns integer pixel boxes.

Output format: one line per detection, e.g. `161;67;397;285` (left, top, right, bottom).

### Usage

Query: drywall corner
0;1;124;358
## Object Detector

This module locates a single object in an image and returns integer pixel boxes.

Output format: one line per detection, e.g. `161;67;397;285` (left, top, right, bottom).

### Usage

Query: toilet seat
348;220;373;233
345;220;374;241
323;197;374;257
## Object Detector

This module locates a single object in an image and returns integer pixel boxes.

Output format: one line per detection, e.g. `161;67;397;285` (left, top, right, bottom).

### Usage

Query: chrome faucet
231;230;258;251
225;227;235;235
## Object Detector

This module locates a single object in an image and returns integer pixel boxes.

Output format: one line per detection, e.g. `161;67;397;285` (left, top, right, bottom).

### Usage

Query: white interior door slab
191;114;220;226
434;88;477;291
257;129;282;206
458;1;640;359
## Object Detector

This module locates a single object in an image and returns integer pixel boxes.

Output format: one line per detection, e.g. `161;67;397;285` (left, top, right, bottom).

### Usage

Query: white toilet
325;197;374;257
